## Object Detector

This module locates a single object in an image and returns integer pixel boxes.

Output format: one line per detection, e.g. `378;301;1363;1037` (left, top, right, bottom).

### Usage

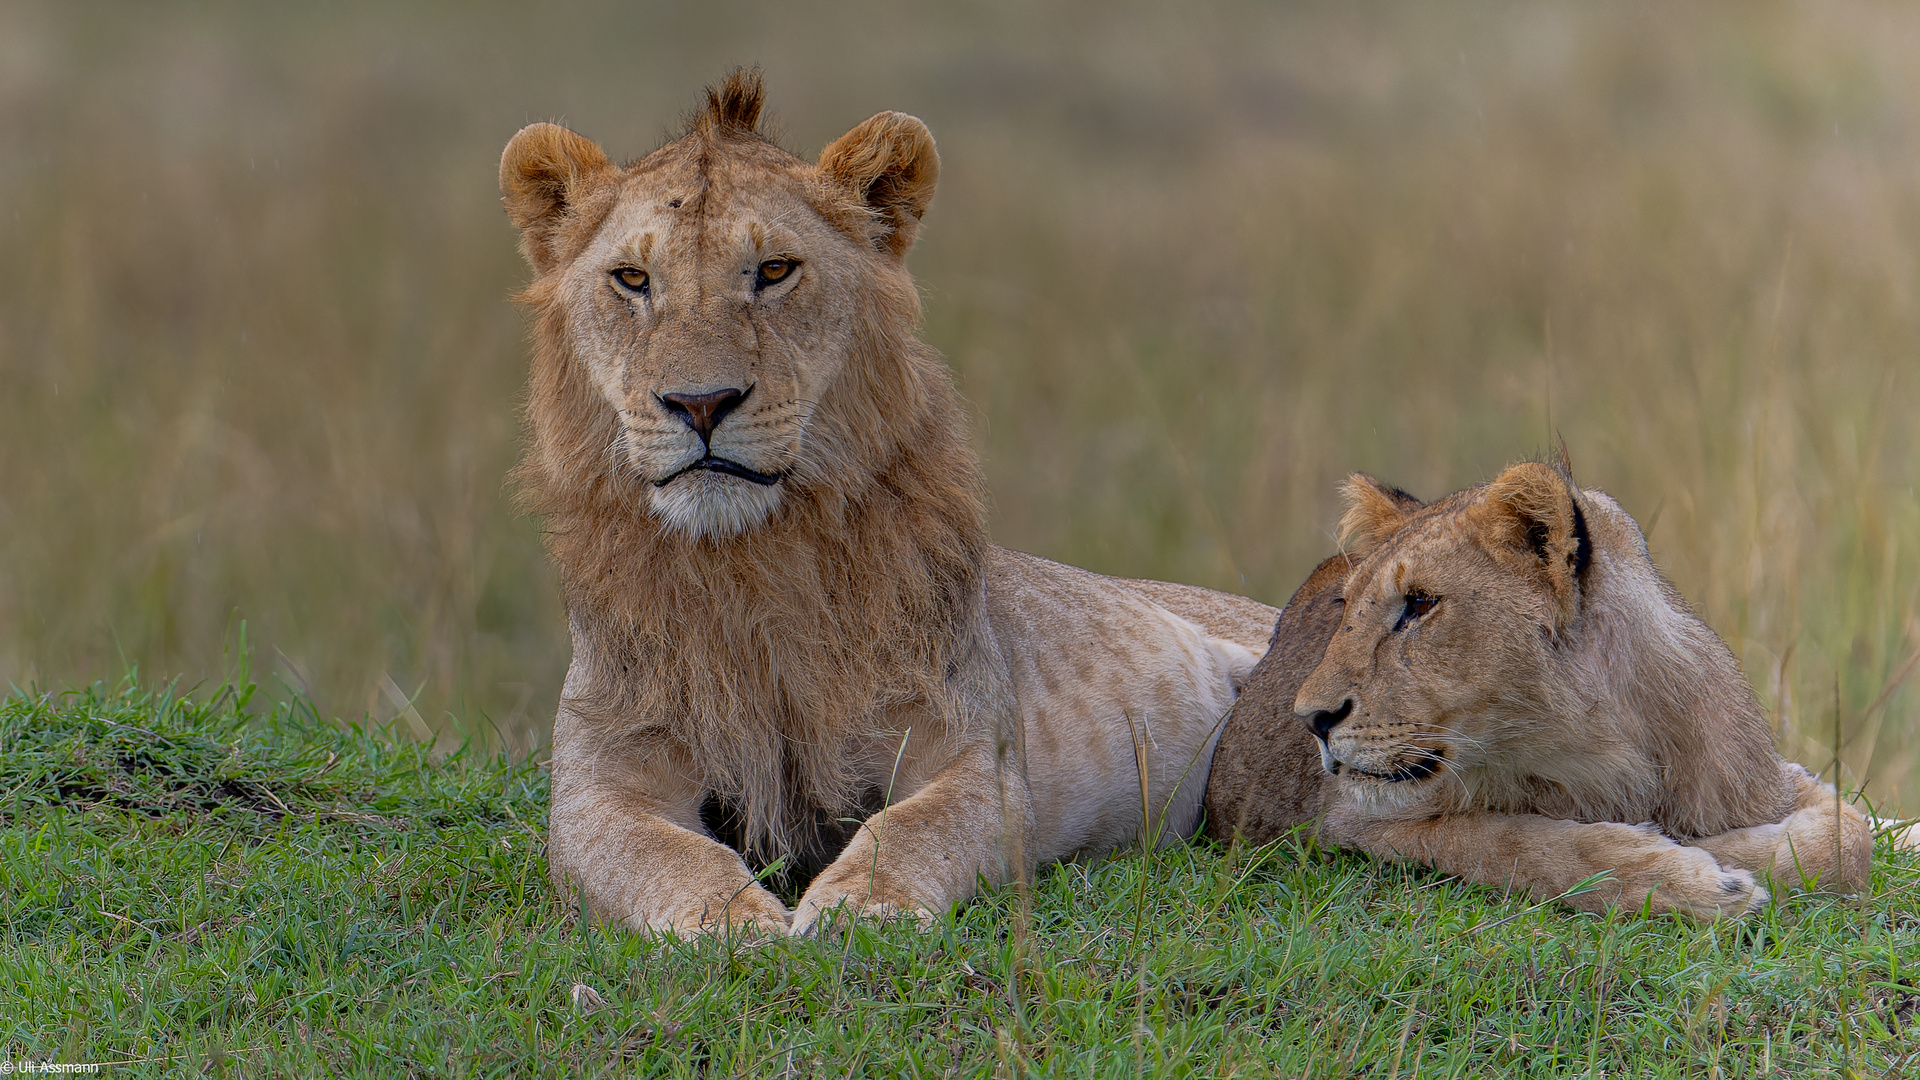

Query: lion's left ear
818;111;939;257
1337;473;1422;556
1474;461;1593;625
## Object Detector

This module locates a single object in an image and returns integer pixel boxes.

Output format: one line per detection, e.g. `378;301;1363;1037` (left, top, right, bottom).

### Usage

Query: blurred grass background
2;1;1916;812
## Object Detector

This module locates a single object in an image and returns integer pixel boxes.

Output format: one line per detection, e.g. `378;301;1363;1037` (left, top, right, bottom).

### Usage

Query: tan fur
1218;462;1877;918
502;71;1273;937
1201;553;1351;842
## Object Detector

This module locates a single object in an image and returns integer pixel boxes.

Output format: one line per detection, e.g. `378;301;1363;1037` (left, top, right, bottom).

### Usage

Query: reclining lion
501;71;1276;936
1206;461;1889;918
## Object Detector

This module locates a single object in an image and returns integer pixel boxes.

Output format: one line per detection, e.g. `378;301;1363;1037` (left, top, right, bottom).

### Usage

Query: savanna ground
5;1;1920;1074
6;676;1918;1077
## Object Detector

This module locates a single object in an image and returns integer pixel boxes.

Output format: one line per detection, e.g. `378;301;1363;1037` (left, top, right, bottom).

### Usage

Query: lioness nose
1303;699;1353;740
659;387;746;444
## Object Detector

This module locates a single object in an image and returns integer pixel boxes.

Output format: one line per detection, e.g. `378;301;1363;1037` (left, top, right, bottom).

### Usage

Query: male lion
500;71;1276;936
1206;461;1891;918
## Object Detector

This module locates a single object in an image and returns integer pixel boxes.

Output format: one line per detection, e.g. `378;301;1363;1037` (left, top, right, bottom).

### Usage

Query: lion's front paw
1651;862;1768;920
790;870;940;936
645;887;792;940
789;893;936;936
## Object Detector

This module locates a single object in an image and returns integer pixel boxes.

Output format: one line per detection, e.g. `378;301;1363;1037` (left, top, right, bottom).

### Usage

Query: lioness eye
1394;592;1438;632
612;267;649;293
755;259;796;287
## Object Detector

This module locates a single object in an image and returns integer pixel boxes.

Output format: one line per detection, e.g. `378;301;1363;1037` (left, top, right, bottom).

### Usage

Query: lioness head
1294;461;1611;802
501;70;941;540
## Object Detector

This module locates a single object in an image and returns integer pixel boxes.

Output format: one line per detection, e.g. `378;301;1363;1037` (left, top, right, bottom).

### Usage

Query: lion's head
502;69;945;541
1293;460;1780;834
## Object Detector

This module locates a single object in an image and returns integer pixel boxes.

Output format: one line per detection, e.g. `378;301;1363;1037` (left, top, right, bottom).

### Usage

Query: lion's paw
644;890;792;940
790;893;935;937
1717;867;1770;916
1655;863;1767;920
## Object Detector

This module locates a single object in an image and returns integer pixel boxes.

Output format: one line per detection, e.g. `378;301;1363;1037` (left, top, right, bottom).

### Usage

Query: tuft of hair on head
692;66;767;139
1553;434;1577;483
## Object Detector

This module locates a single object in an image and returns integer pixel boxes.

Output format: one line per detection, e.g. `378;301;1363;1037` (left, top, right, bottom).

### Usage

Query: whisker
1426;723;1490;753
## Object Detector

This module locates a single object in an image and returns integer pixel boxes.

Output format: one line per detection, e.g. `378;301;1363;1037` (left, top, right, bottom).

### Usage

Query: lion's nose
659;387;746;444
1302;698;1353;740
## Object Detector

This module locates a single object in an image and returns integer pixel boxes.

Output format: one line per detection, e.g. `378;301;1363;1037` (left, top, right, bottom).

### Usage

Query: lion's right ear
1337;474;1421;555
500;122;613;274
818;111;940;258
1473;461;1593;625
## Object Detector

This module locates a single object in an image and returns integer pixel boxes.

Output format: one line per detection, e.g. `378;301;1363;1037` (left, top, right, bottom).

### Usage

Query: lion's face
502;96;940;540
559;162;862;538
1294;464;1596;804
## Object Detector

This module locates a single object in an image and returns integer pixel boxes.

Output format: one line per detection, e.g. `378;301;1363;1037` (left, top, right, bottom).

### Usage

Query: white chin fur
648;471;784;540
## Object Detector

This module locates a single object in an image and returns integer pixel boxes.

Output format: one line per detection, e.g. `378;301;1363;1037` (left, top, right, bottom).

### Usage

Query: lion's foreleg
1686;762;1874;894
547;744;790;938
1330;810;1768;919
790;743;1028;934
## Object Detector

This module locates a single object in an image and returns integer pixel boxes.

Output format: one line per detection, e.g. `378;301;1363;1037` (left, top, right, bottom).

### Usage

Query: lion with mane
500;71;1275;936
1203;460;1905;918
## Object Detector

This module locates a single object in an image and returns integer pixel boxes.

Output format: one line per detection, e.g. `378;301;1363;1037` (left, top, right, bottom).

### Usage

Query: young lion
501;71;1276;936
1206;461;1885;918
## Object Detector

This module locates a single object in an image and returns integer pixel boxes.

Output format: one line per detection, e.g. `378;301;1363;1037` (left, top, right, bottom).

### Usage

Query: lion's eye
613;268;649;294
1394;592;1438;632
755;259;796;288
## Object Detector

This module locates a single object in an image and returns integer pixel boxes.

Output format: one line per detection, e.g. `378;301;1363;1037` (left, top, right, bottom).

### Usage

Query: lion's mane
512;76;989;865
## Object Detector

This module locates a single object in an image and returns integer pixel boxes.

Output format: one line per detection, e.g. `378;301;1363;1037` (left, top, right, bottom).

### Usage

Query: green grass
6;676;1917;1077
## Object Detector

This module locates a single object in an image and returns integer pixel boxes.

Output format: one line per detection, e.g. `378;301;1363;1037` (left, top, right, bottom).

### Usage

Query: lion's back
983;547;1274;861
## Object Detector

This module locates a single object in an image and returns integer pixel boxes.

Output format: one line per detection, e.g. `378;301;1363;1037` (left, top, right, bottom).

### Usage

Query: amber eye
1393;592;1438;632
612;267;649;293
755;259;796;288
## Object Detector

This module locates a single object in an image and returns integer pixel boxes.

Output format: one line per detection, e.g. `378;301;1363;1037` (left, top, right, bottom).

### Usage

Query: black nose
659;387;746;444
1305;699;1353;740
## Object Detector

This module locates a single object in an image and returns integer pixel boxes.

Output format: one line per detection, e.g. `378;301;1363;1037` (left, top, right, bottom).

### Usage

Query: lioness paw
1608;843;1768;920
1656;865;1766;919
1720;868;1770;915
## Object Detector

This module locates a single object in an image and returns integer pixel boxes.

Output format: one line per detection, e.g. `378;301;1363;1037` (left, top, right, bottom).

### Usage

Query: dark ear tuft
818;111;940;257
1475;461;1592;626
1569;492;1593;579
694;67;766;138
1383;483;1424;513
1550;439;1590;579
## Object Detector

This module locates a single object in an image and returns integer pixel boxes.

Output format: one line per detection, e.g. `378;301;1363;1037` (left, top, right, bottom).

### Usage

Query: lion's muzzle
656;456;784;487
659;386;747;444
1303;698;1352;740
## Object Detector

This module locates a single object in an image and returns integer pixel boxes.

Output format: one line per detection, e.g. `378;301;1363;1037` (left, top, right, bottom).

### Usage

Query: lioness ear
1474;461;1594;624
1338;473;1421;555
818;111;939;257
500;122;614;274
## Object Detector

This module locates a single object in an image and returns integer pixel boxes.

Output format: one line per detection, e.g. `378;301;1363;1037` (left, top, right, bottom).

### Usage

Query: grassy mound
3;677;1916;1077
